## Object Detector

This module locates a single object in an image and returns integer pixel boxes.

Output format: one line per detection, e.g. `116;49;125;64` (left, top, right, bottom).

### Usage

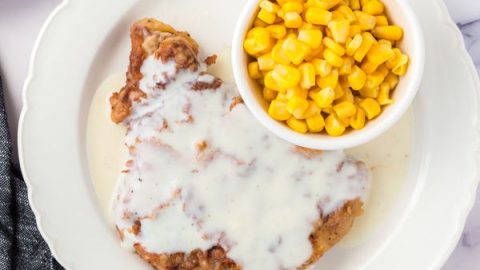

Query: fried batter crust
112;18;365;270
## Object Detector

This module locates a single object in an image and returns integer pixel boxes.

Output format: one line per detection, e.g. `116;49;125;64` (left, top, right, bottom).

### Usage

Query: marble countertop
0;0;479;269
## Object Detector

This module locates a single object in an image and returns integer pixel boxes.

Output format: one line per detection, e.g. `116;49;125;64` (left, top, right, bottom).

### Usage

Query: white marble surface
0;0;478;269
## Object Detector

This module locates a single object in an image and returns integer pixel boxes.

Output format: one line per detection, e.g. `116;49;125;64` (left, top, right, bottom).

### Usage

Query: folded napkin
0;76;63;269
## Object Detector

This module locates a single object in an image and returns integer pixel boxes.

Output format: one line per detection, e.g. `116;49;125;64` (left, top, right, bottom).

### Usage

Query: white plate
18;0;480;269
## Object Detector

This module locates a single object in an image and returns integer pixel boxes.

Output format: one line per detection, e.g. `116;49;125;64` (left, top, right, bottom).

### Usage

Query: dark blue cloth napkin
0;76;63;269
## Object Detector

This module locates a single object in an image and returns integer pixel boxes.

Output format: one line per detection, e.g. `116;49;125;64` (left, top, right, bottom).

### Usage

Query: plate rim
17;0;480;269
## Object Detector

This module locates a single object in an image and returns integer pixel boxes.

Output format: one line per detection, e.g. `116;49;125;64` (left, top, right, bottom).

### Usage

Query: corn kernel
328;20;350;43
306;114;325;132
324;48;344;67
338;87;354;102
317;68;339;88
315;0;342;10
364;70;385;89
287;96;310;118
322;106;334;114
354;11;376;30
334;101;357;119
312;58;332;76
264;71;281;90
305;45;325;61
260;0;281;13
359;98;381;119
346;34;363;55
258;9;277;24
268;100;291;120
377;82;392;105
254;18;269;27
312;87;335;107
362;0;384;15
336;5;356;22
378;39;392;47
386;48;409;75
392;57;408;75
305;7;333;25
258;53;276;71
284;12;303;28
248;62;263;79
334;84;345;99
244;27;273;56
263;88;278;101
282;1;304;13
350;107;366;129
359;86;379;98
348;65;367;90
267;24;287;39
372;26;403;41
325;113;346;136
350;0;361;10
271;64;302;89
302;101;321;118
271;42;291;65
376;64;389;78
353;32;376;62
339;56;354;75
298;29;323;48
349;24;362;37
282;36;311;64
366;42;394;66
375;15;388;26
323;37;346;56
384;72;399;89
299;63;316;89
287;117;308;133
286;86;309;99
361;60;378;74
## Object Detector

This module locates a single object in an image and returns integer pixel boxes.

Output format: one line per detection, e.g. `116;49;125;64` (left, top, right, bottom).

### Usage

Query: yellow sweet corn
354;32;376;62
375;15;388;26
284;12;303;28
323;48;344;67
364;70;385;89
334;101;357;119
362;0;384;15
350;106;366;129
359;86;379;98
287;96;310;118
328;20;350;43
336;5;356;22
384;72;399;89
298;29;324;48
260;0;281;13
354;11;376;30
386;48;409;75
305;7;333;25
349;0;360;10
268;100;291;120
312;58;332;76
348;65;367;90
258;9;277;24
372;26;403;41
258;53;276;71
316;0;342;10
376;64;390;78
248;62;263;79
337;87;354;102
282;1;304;13
263;88;278;101
332;10;347;21
302;100;321;118
264;71;281;90
271;64;302;89
267;24;287;39
306;114;325;132
366;42;395;66
334;84;345;99
361;60;378;74
254;18;269;27
271;42;291;64
392;57;409;75
339;56;354;75
287;117;308;133
305;45;325;61
286;86;309;99
312;87;335;107
359;98;381;119
377;82;393;105
323;37;346;56
299;63;316;89
346;34;363;55
325;113;346;136
282;36;311;64
317;68;339;88
244;27;273;56
349;24;362;37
